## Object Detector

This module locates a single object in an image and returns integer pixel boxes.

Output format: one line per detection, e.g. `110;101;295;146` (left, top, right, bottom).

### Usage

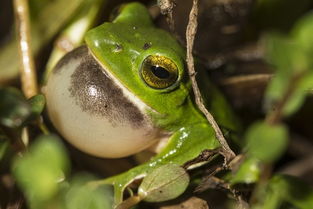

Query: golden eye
140;55;179;89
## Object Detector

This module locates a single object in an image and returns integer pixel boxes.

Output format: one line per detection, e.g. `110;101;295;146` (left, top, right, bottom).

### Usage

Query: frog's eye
140;55;179;89
109;4;125;21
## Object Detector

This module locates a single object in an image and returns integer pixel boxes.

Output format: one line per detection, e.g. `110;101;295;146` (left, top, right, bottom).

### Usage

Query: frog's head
85;3;192;128
45;3;197;158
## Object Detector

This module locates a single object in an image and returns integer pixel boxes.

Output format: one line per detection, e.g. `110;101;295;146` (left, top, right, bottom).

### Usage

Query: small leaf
264;33;307;115
292;12;313;53
264;16;313;117
252;175;313;209
0;138;10;161
138;164;189;202
282;73;313;116
13;135;69;206
265;33;308;75
64;174;113;209
245;122;288;163
28;94;46;117
0;88;31;128
231;157;261;185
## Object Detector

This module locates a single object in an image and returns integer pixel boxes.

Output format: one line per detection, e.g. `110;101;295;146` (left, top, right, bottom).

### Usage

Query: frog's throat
48;45;169;158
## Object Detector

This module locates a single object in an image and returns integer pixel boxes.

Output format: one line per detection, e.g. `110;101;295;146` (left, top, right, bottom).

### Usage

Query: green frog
44;2;239;205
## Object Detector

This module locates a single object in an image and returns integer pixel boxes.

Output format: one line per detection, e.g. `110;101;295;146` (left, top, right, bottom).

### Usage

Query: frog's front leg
102;123;221;205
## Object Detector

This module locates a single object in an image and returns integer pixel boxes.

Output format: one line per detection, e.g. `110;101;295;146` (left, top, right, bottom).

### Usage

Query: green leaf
138;164;189;202
282;73;313;116
252;175;313;209
0;137;10;161
264;33;308;114
265;33;309;75
292;12;313;53
64;175;113;209
266;62;313;117
12;135;69;207
230;157;261;185
28;94;46;117
0;88;31;128
245;122;288;163
264;13;313;117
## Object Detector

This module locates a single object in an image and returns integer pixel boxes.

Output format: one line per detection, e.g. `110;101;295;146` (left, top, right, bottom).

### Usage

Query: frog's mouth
68;45;150;129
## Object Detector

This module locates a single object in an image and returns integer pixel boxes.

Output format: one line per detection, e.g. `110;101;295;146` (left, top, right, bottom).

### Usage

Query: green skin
85;2;239;205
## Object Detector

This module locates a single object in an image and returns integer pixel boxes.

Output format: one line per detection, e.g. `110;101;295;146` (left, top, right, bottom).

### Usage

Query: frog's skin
45;2;239;205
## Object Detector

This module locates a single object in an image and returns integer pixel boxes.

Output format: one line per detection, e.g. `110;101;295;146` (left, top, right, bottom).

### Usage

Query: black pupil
151;65;170;79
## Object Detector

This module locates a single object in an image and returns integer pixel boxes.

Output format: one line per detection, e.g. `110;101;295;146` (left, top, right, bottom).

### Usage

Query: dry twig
13;0;38;98
185;0;235;162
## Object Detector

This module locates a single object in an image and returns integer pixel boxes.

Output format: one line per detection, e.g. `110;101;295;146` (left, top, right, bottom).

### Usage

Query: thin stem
116;195;141;209
37;118;50;135
13;0;38;98
265;73;303;125
220;74;272;86
185;0;235;162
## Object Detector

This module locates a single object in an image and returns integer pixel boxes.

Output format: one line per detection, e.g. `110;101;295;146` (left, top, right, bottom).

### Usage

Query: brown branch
183;148;221;169
185;0;235;163
13;0;38;98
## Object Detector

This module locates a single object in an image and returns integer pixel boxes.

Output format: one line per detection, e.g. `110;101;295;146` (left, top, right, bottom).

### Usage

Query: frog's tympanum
45;2;239;204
